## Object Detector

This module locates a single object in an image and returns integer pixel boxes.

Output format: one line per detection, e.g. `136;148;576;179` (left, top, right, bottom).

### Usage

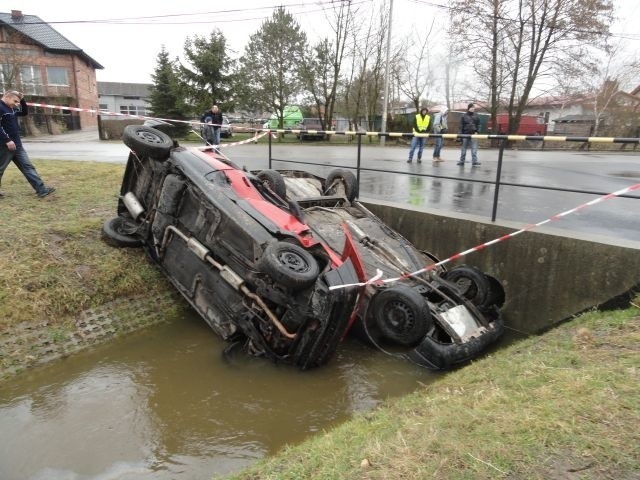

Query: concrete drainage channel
0;292;183;380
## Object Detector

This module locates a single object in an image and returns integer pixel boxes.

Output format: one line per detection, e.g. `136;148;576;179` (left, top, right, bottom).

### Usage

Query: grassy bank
0;160;173;328
230;306;639;480
0;160;180;377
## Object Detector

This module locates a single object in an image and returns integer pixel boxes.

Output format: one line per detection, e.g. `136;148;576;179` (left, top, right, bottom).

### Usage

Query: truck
489;113;547;135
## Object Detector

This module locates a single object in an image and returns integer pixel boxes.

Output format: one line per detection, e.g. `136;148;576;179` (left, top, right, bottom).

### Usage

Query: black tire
443;265;490;307
123;125;173;160
102;216;143;248
484;274;506;309
371;284;432;346
257;241;319;290
257;170;286;199
324;169;358;202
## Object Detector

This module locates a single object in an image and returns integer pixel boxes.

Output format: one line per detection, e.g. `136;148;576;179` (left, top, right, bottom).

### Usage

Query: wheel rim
135;129;165;144
454;277;478;297
382;300;415;335
278;250;311;273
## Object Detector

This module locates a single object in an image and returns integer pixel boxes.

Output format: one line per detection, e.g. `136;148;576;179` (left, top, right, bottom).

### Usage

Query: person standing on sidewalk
200;104;223;146
458;103;481;166
432;107;448;163
408;107;430;163
0;91;55;198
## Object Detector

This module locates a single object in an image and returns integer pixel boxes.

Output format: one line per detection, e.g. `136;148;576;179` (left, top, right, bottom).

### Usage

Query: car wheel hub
278;252;310;273
384;301;415;333
136;130;164;144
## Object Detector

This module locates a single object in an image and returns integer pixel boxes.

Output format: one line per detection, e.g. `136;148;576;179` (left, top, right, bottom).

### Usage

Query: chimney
11;10;23;19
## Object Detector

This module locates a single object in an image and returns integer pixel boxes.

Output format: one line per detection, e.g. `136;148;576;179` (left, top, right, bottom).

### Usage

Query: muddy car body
103;125;359;369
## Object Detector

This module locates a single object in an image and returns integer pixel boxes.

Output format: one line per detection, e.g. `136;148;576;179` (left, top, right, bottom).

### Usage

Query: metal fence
267;130;640;222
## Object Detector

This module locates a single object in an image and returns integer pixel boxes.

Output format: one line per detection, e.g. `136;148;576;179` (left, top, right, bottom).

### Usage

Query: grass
0;159;172;329
229;305;640;480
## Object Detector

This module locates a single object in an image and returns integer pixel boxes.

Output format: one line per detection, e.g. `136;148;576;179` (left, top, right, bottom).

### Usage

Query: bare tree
450;0;614;133
397;21;436;111
341;1;390;131
300;0;356;131
584;43;640;136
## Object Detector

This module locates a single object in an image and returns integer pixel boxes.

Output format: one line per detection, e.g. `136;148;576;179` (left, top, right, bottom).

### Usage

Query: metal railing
267;130;640;222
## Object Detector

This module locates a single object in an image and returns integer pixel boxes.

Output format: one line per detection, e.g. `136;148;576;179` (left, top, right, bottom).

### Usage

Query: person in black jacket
0;91;55;198
200;104;223;146
457;103;481;166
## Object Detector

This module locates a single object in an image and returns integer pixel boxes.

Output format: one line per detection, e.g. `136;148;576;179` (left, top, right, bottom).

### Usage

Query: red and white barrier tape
197;129;274;149
329;183;640;290
26;102;255;130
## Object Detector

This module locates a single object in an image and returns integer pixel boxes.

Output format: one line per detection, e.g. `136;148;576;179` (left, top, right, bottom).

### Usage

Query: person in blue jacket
0;91;55;198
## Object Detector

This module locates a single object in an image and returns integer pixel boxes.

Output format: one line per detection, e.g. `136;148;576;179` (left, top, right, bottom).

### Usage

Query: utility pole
380;0;393;146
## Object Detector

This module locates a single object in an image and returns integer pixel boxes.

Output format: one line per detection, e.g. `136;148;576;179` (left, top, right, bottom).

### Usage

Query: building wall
98;93;151;118
0;30;99;129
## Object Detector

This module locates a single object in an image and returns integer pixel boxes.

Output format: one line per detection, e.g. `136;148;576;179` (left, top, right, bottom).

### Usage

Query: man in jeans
458;102;481;167
407;107;430;163
200;104;223;147
0;91;55;198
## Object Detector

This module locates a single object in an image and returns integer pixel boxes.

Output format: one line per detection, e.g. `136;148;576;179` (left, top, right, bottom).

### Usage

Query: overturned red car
103;122;505;370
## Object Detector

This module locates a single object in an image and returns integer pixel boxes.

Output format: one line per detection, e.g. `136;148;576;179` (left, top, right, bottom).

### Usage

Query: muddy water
0;313;436;479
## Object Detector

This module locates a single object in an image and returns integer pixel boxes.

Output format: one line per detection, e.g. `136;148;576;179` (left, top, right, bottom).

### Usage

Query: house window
19;65;43;94
46;66;69;86
99;104;109;111
0;64;16;87
0;47;38;56
119;105;149;116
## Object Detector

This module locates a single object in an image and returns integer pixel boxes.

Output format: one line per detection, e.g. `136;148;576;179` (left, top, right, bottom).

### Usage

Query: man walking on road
0;90;55;198
458;103;481;167
408;107;430;163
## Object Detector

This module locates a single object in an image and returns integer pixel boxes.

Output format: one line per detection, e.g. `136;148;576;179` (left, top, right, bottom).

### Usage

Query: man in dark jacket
0;91;55;198
457;102;481;166
200;104;223;146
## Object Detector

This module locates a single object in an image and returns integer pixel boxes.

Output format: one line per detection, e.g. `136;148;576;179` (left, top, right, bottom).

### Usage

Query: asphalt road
23;133;640;244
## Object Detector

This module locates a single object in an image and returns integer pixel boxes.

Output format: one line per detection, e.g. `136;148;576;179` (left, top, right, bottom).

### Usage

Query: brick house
0;9;103;134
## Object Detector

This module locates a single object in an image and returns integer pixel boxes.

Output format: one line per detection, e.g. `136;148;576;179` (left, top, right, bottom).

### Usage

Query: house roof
526;95;590;108
0;11;103;69
98;82;151;97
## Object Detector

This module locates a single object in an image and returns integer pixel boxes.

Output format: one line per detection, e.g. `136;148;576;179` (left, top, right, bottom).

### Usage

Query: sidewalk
24;127;100;143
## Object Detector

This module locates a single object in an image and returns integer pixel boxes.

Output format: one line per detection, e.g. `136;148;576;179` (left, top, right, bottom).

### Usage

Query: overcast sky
1;0;638;85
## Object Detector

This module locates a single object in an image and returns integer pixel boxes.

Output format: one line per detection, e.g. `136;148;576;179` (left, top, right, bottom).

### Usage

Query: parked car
103;121;505;370
220;114;233;138
295;118;326;141
199;114;232;140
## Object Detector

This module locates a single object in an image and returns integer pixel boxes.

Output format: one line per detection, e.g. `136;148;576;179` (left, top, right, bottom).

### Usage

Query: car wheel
324;169;358;202
123;125;173;160
483;274;506;309
258;241;319;290
371;284;432;346
443;265;490;307
101;216;143;248
257;170;286;198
